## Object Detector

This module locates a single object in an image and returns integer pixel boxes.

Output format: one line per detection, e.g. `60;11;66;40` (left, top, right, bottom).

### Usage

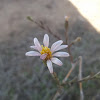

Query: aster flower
25;34;69;73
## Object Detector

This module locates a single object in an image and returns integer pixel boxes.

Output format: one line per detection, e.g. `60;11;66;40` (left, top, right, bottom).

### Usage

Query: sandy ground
0;0;100;41
70;0;100;32
0;0;100;100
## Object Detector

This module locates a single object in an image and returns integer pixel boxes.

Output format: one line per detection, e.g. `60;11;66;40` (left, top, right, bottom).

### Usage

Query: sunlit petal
40;54;47;60
51;40;63;53
51;57;63;66
25;51;41;56
34;38;42;52
54;45;68;52
47;60;53;73
43;34;49;47
30;45;37;50
53;52;69;57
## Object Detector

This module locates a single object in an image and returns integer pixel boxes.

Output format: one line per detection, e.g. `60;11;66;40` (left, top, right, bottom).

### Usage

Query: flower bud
65;16;68;21
64;16;69;30
75;37;81;42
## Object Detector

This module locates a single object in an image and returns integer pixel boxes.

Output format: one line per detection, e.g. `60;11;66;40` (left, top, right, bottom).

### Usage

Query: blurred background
0;0;100;100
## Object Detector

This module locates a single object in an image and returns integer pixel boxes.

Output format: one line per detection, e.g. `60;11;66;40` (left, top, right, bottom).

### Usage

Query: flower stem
51;72;61;87
78;56;84;100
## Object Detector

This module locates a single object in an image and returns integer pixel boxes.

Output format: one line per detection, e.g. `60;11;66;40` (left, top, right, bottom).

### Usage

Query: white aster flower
25;34;69;73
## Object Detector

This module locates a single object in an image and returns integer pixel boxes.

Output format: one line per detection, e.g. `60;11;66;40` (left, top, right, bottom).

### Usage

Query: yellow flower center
40;45;52;61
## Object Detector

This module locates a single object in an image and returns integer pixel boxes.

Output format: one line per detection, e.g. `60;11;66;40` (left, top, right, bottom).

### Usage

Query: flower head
26;34;69;73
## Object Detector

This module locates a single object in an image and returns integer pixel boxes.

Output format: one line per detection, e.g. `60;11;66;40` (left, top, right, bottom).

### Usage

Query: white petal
30;45;37;50
54;45;68;52
25;51;41;56
51;57;63;66
43;34;49;47
51;40;63;53
34;38;42;52
47;60;53;73
53;52;69;57
40;54;47;60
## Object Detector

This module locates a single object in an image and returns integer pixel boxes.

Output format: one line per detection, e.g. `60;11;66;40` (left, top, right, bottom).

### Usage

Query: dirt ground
0;0;100;100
